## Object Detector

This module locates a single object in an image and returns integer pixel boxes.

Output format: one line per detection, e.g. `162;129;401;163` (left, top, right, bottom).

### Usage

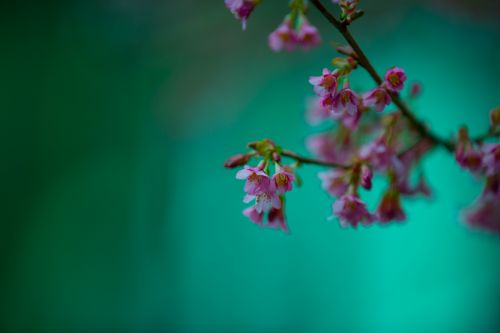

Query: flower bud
224;153;253;168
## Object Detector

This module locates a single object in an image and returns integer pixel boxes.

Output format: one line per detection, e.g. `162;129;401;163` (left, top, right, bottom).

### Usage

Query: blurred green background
1;0;500;332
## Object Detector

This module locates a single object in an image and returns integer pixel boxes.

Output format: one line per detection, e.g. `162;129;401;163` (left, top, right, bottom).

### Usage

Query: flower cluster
269;13;321;52
224;0;499;234
313;113;431;228
455;119;500;233
302;52;437;228
225;139;297;232
225;0;321;52
308;65;404;130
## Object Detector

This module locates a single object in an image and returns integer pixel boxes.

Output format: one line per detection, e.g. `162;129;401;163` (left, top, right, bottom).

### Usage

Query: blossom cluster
224;0;499;234
306;63;433;227
455;113;500;233
225;140;296;232
225;0;321;52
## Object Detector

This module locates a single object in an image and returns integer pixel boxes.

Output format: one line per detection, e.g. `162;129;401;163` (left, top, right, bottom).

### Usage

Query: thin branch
310;0;456;151
281;149;349;168
280;139;429;169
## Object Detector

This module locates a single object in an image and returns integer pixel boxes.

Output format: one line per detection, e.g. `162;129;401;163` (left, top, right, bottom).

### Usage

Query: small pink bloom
335;108;361;129
269;16;321;52
306;133;354;164
306;96;331;125
481;144;500;176
362;87;391;112
309;69;338;96
243;191;281;213
243;205;263;224
225;0;260;30
318;170;350;198
332;194;374;228
463;195;500;234
376;190;406;223
331;87;359;115
268;206;289;233
359;136;396;170
384;67;407;93
295;18;321;50
268;19;296;52
361;165;372;190
236;165;270;195
272;165;295;193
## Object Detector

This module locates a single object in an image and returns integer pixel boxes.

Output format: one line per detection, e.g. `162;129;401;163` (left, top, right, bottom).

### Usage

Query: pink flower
306;132;354;164
272;165;295;193
361;165;373;190
243;191;281;213
331;86;359;115
384;67;407;93
318;170;350;198
268;19;296;52
359;136;396;170
296;18;321;50
269;16;321;52
362;87;391;112
334;108;361;129
306;96;331;125
268;206;289;233
243;205;263;224
463;195;500;234
309;69;338;96
481;144;500;176
332;194;374;228
376;190;406;223
225;0;260;30
236;165;271;195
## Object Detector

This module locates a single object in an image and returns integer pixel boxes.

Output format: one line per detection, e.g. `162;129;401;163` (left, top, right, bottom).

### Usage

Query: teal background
1;1;500;332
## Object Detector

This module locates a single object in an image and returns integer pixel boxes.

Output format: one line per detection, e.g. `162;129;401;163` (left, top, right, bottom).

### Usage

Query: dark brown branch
281;150;349;168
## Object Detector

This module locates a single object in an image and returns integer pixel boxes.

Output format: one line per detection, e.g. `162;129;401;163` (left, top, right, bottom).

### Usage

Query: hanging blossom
332;194;374;228
305;96;331;125
269;13;320;52
362;87;391;112
225;0;261;30
226;139;298;233
376;188;406;223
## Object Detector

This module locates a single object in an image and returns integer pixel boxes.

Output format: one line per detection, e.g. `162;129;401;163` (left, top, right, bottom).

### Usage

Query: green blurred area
1;1;500;332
